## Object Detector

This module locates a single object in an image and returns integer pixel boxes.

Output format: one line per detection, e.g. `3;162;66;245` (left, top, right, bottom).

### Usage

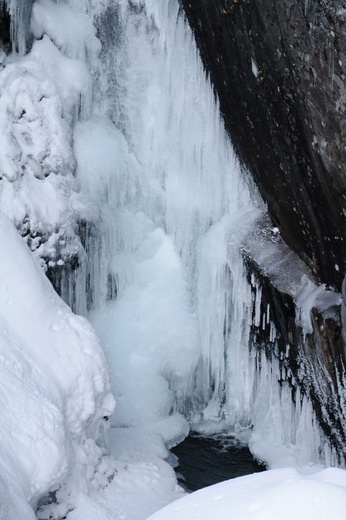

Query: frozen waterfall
0;0;339;496
72;0;263;431
68;0;332;467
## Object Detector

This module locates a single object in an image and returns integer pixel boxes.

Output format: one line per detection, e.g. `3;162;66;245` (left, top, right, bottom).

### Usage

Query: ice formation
0;0;344;518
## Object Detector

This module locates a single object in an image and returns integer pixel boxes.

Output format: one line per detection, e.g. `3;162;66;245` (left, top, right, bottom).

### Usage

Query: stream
172;433;266;492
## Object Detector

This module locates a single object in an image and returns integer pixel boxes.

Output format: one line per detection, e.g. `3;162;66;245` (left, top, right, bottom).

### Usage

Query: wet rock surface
181;0;346;289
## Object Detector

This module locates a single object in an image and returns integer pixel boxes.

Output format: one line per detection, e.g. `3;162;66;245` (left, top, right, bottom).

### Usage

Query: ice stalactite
0;0;34;54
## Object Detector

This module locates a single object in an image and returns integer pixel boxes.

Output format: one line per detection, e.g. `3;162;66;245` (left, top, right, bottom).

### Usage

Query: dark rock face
243;215;346;460
181;0;346;289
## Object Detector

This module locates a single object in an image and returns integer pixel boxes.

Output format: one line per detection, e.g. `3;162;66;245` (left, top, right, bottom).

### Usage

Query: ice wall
70;0;263;432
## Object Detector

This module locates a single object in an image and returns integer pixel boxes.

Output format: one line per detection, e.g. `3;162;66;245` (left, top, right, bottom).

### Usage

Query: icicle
1;0;34;54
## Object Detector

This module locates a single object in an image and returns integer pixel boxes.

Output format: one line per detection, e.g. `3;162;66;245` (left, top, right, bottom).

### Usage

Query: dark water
171;433;266;492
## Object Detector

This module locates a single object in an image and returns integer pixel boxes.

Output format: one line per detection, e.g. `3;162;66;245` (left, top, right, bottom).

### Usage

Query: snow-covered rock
0;211;114;518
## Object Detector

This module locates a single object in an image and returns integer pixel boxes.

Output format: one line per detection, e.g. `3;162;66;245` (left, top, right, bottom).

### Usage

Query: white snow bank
0;212;114;516
147;467;346;520
108;415;190;463
61;416;188;520
66;457;184;520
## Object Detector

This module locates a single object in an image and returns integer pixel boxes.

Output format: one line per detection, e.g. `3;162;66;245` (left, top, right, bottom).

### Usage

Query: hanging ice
66;0;265;434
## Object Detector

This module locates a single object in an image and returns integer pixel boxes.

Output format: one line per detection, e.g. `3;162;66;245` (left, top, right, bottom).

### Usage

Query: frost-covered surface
147;468;346;520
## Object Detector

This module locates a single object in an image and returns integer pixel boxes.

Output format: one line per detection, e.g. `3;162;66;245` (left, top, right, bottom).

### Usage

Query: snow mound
147;467;346;520
31;0;101;62
58;416;188;520
0;212;114;517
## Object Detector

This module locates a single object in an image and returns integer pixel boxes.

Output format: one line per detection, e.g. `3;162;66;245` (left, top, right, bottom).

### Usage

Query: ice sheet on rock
249;356;324;469
242;213;343;336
